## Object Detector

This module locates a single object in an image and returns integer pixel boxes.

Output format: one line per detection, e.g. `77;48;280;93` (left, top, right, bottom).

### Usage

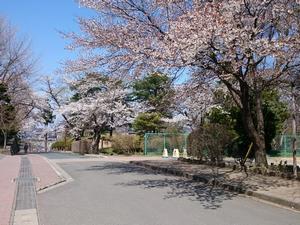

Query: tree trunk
254;92;268;167
242;108;267;166
64;131;67;151
90;127;101;154
2;130;7;150
101;138;104;150
240;84;268;167
44;132;48;152
110;115;114;137
291;84;298;178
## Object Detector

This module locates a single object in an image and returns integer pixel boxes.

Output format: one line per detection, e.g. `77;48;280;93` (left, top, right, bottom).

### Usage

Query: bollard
162;148;168;158
172;148;179;158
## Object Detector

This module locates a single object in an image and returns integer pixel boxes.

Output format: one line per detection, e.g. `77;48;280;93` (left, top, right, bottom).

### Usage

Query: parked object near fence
144;133;188;156
172;148;179;158
162;148;168;158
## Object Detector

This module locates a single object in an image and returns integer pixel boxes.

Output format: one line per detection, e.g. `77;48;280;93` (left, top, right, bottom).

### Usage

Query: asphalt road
38;161;300;225
35;152;89;159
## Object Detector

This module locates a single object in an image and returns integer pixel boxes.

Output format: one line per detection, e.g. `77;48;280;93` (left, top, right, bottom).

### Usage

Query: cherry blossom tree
20;93;59;152
64;0;300;166
60;73;134;153
41;76;75;133
0;83;17;149
0;78;35;150
173;81;215;130
0;17;35;83
0;17;36;149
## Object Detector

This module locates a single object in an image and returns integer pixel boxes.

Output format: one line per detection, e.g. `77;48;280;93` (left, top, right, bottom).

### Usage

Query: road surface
38;161;300;225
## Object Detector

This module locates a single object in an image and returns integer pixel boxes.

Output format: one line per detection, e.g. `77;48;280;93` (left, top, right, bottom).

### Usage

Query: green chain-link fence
269;135;300;157
144;133;188;156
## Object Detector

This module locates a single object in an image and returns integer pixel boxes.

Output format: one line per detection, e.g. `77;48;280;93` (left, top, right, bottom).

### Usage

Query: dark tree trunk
240;83;268;167
74;129;85;141
80;129;85;137
44;132;48;152
291;84;298;178
90;127;101;154
2;130;7;150
110;115;114;137
254;92;268;166
100;138;104;150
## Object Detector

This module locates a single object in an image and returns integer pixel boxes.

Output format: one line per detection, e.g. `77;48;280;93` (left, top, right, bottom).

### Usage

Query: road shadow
82;162;238;209
118;178;238;209
83;162;158;175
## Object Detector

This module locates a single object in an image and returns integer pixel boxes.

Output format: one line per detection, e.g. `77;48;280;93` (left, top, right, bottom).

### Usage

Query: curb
130;161;300;211
84;154;108;158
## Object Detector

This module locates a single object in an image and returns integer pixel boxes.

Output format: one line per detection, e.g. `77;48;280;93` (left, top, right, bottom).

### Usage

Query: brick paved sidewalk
28;155;64;191
11;155;65;225
0;154;65;225
0;155;21;225
131;159;300;211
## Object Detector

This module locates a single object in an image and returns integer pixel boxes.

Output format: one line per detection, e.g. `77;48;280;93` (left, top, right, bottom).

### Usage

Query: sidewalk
28;155;64;191
131;159;300;211
0;155;21;225
0;154;64;225
11;155;64;225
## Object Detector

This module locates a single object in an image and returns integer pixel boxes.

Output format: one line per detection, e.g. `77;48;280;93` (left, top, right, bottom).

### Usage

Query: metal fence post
163;134;166;150
284;135;287;157
144;133;147;155
184;133;188;150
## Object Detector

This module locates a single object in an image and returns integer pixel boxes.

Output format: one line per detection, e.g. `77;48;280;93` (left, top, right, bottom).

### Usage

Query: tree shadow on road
83;162;159;175
117;178;238;210
83;162;238;210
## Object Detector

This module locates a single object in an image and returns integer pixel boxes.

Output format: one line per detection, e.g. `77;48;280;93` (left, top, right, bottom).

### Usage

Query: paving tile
0;156;21;225
28;155;62;190
13;209;39;225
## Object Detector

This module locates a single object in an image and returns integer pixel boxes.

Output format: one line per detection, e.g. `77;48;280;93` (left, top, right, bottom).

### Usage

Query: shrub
146;135;163;153
111;134;142;155
101;147;114;155
188;124;234;164
51;139;72;151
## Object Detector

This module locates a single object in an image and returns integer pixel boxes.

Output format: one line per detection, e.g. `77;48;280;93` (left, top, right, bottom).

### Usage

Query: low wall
0;147;11;155
71;140;92;155
100;140;112;149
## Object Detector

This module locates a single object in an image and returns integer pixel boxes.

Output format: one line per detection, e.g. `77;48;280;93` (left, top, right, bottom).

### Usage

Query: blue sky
0;0;94;77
